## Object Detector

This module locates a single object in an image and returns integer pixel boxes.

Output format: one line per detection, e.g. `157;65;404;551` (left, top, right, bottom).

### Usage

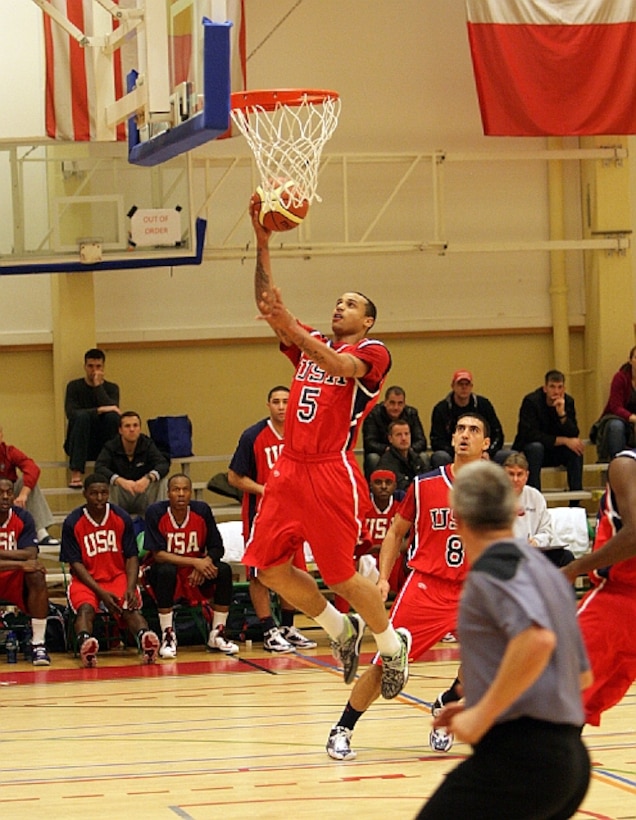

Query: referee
417;460;591;820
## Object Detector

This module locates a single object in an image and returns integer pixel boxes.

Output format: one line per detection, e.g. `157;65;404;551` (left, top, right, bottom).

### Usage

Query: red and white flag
43;0;246;142
44;0;126;141
465;0;636;136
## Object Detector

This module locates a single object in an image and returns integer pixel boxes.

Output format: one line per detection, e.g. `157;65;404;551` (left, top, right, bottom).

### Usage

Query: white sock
373;625;401;658
159;613;174;634
212;611;228;630
37;528;49;541
313;601;348;641
31;618;47;645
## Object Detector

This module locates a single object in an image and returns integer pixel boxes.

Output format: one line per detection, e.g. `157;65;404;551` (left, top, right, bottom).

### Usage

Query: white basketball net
231;93;341;205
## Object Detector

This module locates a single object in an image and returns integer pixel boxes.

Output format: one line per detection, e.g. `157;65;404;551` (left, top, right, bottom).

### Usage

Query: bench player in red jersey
60;474;160;667
143;473;239;658
242;195;410;700
0;478;51;666
333;468;407;614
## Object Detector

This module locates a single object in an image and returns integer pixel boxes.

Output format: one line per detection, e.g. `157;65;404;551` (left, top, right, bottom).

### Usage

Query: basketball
255;183;309;232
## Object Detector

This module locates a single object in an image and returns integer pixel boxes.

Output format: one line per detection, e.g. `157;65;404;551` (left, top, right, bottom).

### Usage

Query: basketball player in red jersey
228;385;317;652
365;469;408;594
0;478;52;665
143;473;239;658
327;414;490;760
61;474;160;667
563;448;636;726
243;195;411;699
333;469;406;614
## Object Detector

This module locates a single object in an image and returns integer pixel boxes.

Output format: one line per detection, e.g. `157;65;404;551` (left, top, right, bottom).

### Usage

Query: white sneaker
441;632;457;643
207;624;239;654
429;693;455;752
326;724;357;760
79;636;99;668
263;626;294;653
280;625;318;649
159;627;177;659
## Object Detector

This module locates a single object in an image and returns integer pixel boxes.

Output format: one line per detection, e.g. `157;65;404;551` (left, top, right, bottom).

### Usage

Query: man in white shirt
504;452;574;567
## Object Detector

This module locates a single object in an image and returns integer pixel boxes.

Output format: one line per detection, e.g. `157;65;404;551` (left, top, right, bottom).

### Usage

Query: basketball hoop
230;89;341;206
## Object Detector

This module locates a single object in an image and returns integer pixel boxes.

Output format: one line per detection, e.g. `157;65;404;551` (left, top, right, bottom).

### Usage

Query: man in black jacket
64;348;121;488
362;386;429;478
430;370;506;468
376;420;427;492
95;411;170;516
512;370;584;495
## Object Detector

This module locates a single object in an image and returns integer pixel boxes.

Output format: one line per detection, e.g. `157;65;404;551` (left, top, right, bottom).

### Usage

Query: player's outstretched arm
563;456;636;583
250;195;296;346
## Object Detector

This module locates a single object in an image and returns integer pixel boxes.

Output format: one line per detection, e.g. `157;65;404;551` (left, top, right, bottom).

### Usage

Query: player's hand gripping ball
255;182;309;232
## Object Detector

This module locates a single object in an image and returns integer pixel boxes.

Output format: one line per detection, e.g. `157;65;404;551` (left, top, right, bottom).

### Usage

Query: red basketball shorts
0;569;28;611
243;450;364;586
372;571;461;664
577;579;636;726
67;572;142;614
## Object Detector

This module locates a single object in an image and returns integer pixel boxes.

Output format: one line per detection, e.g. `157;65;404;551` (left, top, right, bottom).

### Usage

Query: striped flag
44;0;126;140
43;0;246;142
465;0;636;136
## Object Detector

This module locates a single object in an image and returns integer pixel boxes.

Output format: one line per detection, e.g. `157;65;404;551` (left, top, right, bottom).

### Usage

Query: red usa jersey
229;418;284;539
592;449;636;585
61;503;137;584
397;465;467;582
143;499;224;563
281;324;391;455
0;507;38;552
365;496;401;549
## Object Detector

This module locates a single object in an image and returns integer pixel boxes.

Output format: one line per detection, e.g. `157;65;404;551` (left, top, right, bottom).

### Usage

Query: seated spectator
590;345;636;461
0;424;59;546
512;369;584;502
0;478;52;666
60;473;160;668
430;369;507;468
142;473;239;657
362;385;428;478
503;452;574;567
377;420;428;492
95;411;169;517
64;348;121;489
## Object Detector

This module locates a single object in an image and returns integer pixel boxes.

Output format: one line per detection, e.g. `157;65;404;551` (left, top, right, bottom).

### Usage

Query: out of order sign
130;209;181;247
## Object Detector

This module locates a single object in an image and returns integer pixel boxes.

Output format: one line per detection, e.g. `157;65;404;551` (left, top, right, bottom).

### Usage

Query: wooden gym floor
0;632;634;819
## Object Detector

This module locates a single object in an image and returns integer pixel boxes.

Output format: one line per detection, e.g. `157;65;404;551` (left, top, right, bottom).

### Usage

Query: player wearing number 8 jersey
244;194;411;700
327;414;490;760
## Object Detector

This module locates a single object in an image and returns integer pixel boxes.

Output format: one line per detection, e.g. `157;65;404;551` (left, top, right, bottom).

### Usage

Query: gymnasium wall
0;1;627;462
1;330;586;469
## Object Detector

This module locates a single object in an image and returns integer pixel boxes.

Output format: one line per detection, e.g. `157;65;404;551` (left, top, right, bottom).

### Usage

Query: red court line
0;645;460;686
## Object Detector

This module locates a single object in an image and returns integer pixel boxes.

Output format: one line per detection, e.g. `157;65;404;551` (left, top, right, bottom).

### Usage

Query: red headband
370;469;396;482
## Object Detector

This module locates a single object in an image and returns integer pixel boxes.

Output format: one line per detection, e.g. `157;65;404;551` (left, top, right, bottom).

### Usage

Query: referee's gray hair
450;461;516;531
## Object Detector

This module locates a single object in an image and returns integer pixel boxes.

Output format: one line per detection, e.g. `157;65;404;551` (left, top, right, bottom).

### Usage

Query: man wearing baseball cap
430;370;507;468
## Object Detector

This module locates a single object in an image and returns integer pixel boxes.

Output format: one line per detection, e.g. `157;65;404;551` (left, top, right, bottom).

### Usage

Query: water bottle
5;631;18;664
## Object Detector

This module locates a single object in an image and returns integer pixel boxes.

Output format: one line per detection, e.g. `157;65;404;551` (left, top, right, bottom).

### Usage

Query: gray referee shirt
458;538;589;727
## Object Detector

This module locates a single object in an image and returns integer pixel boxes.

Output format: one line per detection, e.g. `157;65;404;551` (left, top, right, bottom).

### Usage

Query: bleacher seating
35;445;607;596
